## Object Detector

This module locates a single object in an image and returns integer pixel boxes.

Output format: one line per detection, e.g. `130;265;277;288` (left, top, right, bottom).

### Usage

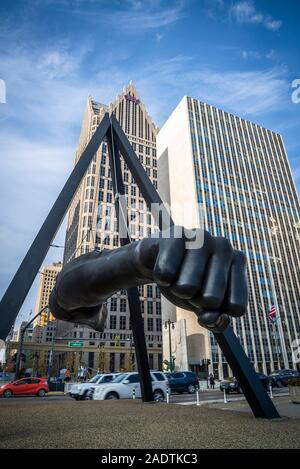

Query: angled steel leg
214;327;279;418
106;124;154;402
111;116;280;419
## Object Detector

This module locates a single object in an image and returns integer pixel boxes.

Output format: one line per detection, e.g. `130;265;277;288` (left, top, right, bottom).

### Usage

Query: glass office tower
157;96;300;378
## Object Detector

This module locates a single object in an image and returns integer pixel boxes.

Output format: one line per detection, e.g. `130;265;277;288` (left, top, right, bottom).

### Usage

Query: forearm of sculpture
52;242;150;311
49;241;154;330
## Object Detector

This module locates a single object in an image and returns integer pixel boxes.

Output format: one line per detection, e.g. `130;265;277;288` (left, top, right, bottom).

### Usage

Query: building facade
34;262;62;327
34;261;62;346
157;96;300;379
62;82;163;373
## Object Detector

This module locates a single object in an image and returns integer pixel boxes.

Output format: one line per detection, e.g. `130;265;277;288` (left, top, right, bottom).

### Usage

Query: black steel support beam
0;113;111;340
215;327;280;418
106;123;154;402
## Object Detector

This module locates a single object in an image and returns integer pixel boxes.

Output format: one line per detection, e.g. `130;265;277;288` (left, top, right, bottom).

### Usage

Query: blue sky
0;0;299;327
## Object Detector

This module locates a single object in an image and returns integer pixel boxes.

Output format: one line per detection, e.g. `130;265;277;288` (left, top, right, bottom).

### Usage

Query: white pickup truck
69;373;118;400
91;371;168;401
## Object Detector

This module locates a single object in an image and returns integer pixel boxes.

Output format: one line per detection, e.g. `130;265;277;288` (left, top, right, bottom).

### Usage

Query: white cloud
194;68;288;115
155;33;164;43
230;1;282;31
240;49;277;61
241;50;262;60
65;0;185;33
108;5;184;31
37;50;78;79
140;57;289;118
266;49;277;60
230;1;263;24
263;16;282;32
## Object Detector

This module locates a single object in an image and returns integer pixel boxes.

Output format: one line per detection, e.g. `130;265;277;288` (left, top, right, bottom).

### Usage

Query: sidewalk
206;395;300;419
1;398;299;448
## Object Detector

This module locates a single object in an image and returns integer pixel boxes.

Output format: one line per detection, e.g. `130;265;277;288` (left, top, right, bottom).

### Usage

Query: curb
175;392;289;406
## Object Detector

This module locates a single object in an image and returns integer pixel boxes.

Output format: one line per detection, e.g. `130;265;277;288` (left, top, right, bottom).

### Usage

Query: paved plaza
0;397;299;449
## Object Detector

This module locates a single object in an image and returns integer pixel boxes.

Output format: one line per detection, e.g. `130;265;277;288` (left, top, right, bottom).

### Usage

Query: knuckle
201;293;223;310
153;267;176;287
203;230;213;249
233;250;247;266
214;236;233;254
133;239;157;278
228;302;247;317
198;311;220;326
170;282;198;299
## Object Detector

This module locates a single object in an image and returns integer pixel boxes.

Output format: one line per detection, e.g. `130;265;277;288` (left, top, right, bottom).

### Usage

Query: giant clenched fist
133;227;248;332
50;225;248;333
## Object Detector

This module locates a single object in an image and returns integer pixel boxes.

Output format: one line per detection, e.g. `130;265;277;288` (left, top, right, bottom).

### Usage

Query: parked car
69;373;118;400
0;377;49;398
91;371;168;401
220;379;242;394
220;373;270;394
167;371;199;394
48;379;65;392
269;369;300;388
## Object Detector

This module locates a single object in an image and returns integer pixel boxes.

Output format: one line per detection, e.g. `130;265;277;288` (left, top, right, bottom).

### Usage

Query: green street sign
68;341;84;347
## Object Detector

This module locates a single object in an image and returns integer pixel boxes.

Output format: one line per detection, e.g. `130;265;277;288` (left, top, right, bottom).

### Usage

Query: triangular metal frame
0;112;279;417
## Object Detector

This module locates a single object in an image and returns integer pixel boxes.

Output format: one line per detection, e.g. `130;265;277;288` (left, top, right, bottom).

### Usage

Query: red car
0;377;49;398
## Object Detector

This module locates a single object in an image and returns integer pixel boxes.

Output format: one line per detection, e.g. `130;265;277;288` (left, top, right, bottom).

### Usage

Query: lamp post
164;319;175;372
125;336;134;371
14;305;50;380
46;318;57;382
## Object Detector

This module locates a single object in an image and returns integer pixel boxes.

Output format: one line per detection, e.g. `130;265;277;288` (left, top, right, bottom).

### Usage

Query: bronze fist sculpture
50;227;248;333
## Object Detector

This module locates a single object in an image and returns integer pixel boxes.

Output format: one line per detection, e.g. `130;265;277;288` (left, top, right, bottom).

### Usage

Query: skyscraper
62;82;163;372
33;261;62;345
157;96;300;379
34;262;62;327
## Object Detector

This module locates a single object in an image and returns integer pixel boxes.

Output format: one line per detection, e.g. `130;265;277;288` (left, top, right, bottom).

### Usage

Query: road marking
174;393;289;406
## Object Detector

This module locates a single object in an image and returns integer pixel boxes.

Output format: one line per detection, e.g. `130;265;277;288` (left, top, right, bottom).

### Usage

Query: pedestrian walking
209;374;215;389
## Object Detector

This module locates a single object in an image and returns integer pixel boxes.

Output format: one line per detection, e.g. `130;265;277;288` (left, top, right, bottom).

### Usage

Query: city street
0;386;287;405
